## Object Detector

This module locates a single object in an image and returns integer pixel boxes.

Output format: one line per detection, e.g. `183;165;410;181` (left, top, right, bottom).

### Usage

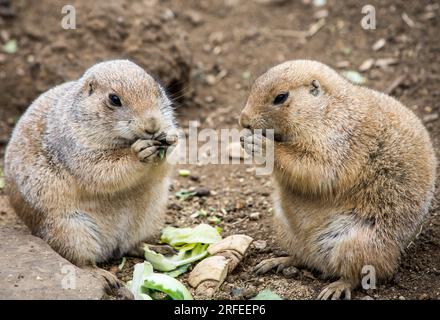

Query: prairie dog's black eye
109;94;122;107
273;92;289;105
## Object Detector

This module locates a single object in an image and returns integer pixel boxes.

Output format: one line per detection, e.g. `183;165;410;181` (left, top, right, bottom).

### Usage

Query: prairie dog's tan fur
4;60;177;268
240;60;436;299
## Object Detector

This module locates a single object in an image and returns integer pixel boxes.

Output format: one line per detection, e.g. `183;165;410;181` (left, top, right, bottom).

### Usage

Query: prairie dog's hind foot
253;256;298;275
317;279;352;300
87;266;134;300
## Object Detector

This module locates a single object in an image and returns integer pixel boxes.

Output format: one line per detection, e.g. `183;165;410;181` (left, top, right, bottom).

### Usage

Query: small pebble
206;74;217;85
282;266;300;278
194;187;211;197
422;113;438;123
205;96;215;103
185;10;204;26
336;60;350;68
375;58;398;68
359;59;375;72
239;272;250;280
313;9;328;19
249;212;261;220
253;239;267;250
418;293;429;300
372;38;386;51
208;31;224;45
243;286;258;299
168;203;182;210
231;287;244;298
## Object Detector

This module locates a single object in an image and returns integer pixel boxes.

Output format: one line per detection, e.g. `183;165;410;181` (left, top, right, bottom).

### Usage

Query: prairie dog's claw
165;134;178;146
88;266;134;300
131;139;162;163
317;279;352;300
253;256;296;275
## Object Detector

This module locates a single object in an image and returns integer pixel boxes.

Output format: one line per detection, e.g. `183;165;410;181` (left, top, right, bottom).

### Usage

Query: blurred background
0;0;438;299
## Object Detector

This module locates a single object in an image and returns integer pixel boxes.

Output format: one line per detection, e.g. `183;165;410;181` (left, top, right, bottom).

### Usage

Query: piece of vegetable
208;216;221;224
175;189;197;201
188;255;228;289
143;224;222;274
158;148;166;160
160;224;222;247
144;243;209;272
164;264;191;278
188;234;253;298
118;257;126;271
178;169;191;177
144;246;178;271
127;262;154;300
208;234;253;256
2;39;17;54
127;262;193;300
190;209;208;219
251;289;283;300
142;273;193;300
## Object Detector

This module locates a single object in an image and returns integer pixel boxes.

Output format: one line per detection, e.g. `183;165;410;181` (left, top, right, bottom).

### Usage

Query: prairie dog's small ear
310;79;320;96
88;78;97;96
82;76;97;96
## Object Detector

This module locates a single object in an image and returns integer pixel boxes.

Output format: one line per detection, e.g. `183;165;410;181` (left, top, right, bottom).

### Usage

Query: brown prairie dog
4;60;178;274
239;60;436;299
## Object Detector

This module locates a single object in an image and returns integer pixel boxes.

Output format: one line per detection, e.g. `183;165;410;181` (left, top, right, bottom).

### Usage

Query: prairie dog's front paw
163;132;179;146
131;139;162;163
240;133;273;160
154;131;178;145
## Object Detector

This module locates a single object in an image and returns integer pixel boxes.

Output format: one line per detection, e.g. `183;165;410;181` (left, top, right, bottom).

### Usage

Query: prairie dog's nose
144;115;161;134
239;111;251;129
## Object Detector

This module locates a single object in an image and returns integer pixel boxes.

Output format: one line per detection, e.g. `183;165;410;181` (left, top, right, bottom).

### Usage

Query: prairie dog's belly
74;176;170;261
272;183;357;273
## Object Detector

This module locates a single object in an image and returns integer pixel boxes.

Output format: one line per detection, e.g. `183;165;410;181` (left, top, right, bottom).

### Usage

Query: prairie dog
240;60;436;299
4;60;177;271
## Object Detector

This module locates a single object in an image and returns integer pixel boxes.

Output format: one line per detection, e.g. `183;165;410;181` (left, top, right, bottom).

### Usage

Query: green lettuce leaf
164;264;191;278
160;223;222;247
251;289;283;300
128;262;154;300
142;273;193;300
143;243;209;272
128;262;193;300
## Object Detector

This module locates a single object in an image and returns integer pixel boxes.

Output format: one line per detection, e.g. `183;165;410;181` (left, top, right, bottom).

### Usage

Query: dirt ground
1;0;439;300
